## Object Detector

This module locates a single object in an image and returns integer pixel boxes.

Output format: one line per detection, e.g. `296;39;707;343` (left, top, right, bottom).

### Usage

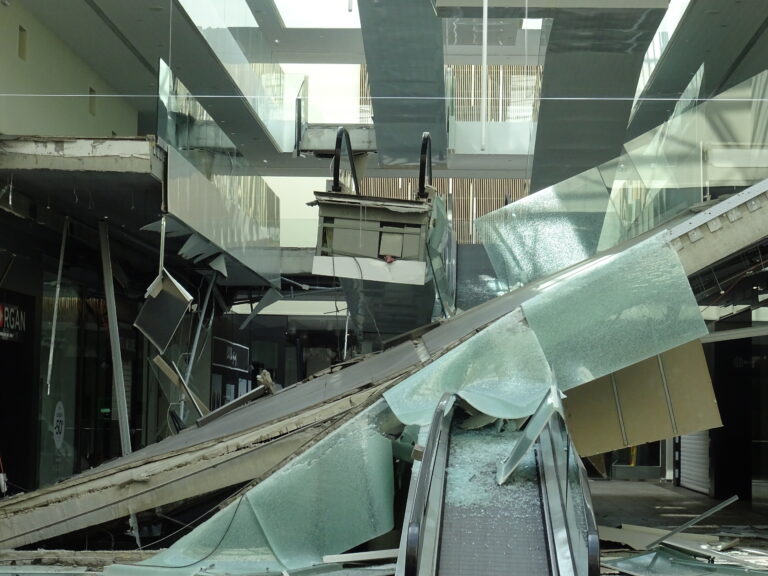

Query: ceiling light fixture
522;18;543;30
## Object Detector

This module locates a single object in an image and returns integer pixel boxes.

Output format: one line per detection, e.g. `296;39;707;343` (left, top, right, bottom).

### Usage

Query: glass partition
159;59;281;288
177;0;303;152
477;67;768;294
443;17;549;159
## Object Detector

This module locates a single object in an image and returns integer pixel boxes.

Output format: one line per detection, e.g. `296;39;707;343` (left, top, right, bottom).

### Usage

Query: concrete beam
0;137;163;179
0;386;383;548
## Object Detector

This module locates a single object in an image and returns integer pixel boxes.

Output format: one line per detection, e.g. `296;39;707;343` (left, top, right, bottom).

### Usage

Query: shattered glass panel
475;170;610;291
384;311;552;425
496;385;558;485
251;403;395;570
604;547;760;575
522;233;707;390
428;195;457;316
105;401;394;576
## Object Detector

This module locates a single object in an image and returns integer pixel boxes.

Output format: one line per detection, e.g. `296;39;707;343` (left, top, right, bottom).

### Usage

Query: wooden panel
448;64;542;122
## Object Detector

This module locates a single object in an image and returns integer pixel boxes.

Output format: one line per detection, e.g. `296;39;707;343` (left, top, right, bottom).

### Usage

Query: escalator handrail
332;126;361;195
578;464;601;576
404;393;455;576
542;411;602;576
417;132;432;199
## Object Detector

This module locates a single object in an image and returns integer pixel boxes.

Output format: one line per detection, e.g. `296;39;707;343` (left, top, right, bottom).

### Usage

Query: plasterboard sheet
312;255;427;285
662;342;722;435
384;312;552;425
614;356;675;443
475;173;608;291
563;341;721;457
563;376;623;458
598;524;719;551
105;402;394;575
522;233;707;391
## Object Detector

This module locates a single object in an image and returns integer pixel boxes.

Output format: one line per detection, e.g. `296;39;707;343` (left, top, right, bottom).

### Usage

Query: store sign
0;303;26;342
212;337;250;373
53;401;65;450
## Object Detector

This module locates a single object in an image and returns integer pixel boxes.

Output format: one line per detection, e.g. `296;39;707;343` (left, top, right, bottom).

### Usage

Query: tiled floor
590;479;768;534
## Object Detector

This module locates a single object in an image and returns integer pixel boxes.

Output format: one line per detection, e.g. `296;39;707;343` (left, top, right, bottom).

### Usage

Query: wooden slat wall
361;177;529;244
359;65;373;124
359;65;541;125
448;65;542;123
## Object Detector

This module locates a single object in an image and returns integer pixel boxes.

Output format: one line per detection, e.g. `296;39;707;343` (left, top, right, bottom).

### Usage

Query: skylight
180;0;259;29
273;0;360;29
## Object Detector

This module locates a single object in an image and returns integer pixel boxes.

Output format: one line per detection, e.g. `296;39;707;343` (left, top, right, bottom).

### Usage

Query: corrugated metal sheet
680;431;710;495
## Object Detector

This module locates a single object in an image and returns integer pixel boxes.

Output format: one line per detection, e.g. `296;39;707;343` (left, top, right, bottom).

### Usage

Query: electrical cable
139;484;245;551
137;492;245;566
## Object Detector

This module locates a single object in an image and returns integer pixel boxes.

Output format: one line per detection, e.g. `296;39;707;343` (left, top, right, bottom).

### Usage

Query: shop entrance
0;291;37;494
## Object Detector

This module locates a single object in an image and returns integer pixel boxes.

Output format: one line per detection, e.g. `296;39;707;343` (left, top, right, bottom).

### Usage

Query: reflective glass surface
160;60;281;287
105;401;394;575
522;233;707;390
476;169;609;291
384;310;552;425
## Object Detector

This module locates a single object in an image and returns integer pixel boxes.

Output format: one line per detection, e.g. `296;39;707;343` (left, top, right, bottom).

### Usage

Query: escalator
401;394;599;576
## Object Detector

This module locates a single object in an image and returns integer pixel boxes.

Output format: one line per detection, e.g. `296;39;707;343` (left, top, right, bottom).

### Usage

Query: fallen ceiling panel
2;177;768;548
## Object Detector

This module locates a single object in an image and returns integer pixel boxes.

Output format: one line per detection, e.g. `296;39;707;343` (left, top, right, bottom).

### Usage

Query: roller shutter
680;431;710;494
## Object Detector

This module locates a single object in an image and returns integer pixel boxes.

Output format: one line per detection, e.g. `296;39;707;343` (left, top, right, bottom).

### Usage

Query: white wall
0;2;138;137
263;176;325;247
281;64;364;124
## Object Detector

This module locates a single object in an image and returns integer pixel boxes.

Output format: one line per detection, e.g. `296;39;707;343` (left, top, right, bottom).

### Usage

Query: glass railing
158;59;281;287
477;67;768;293
541;411;600;576
177;0;304;152
632;0;693;108
445;63;542;156
442;15;549;159
289;64;374;132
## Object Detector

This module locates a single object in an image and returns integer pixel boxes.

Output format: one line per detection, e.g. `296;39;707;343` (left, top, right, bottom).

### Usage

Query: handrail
417;132;432;199
579;464;601;576
332;126;360;195
404;393;455;576
294;78;308;158
539;411;601;576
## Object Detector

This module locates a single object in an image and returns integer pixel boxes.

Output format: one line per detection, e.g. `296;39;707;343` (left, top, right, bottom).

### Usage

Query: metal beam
700;324;768;343
45;217;69;396
98;221;132;457
181;271;218;419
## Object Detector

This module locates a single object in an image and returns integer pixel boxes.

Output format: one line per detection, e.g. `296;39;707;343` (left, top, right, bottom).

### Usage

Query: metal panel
680;431;710;495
